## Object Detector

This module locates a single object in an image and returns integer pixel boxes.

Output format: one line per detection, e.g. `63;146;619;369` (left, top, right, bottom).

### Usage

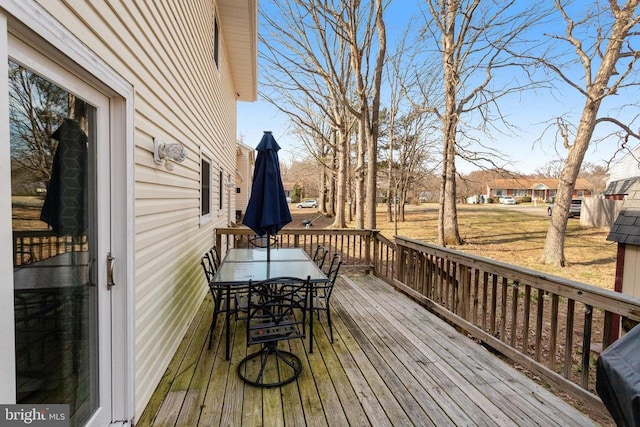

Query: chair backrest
246;276;310;346
207;246;221;269
312;245;328;269
248;235;278;248
325;253;342;286
201;254;216;283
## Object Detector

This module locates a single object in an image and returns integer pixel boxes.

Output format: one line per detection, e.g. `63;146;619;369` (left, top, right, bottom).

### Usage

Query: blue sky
237;1;638;175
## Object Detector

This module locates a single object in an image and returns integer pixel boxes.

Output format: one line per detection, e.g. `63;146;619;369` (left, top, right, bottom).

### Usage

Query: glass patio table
212;247;328;360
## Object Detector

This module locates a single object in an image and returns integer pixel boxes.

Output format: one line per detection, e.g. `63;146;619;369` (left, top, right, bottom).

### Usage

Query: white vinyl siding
608;145;640;183
37;0;242;418
235;143;254;221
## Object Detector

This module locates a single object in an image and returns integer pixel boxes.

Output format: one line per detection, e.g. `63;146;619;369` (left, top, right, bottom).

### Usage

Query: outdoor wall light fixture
154;137;187;171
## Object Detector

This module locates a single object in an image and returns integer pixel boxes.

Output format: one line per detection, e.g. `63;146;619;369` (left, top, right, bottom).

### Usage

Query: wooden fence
214;226;640;411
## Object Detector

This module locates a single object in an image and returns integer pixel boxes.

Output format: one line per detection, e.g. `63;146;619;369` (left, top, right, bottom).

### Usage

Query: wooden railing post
459;265;471;321
371;230;379;276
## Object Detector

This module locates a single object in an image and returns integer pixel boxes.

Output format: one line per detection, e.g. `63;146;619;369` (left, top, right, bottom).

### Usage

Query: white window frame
200;148;213;225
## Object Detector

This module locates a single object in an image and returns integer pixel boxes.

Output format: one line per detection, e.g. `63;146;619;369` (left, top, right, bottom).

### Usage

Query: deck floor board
138;274;600;426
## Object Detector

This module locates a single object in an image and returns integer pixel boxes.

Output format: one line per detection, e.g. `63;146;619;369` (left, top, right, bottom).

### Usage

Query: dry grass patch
372;203;617;290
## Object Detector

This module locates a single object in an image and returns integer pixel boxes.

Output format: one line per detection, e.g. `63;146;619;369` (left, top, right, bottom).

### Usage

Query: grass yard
382;203;617;290
291;202;617;290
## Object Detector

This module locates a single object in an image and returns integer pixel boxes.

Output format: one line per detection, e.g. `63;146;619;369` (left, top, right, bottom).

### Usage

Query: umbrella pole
267;233;271;262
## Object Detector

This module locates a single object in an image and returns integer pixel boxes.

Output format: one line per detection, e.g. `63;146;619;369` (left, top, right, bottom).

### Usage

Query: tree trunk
541;1;636;265
332;128;348;228
319;152;327;214
354;122;366;229
439;0;463;246
541;101;601;265
366;129;377;230
328;146;336;217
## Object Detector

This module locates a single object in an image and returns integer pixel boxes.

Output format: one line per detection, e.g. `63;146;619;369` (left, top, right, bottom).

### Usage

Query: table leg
225;286;231;360
309;281;313;353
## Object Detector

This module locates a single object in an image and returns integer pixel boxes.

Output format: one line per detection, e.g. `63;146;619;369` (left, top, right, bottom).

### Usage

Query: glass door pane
9;61;99;427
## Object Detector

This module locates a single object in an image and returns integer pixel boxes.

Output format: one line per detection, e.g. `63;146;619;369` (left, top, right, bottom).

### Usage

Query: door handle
88;258;96;287
107;252;116;290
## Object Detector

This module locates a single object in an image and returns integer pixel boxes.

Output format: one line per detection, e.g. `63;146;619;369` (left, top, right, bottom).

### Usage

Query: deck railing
214;227;379;274
394;236;640;412
215;227;640;411
13;230;87;267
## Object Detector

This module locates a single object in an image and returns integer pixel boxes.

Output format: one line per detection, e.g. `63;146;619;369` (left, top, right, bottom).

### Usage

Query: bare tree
579;162;608;195
259;1;356;228
9;63;68;186
540;0;640;266
381;28;439;227
414;0;552;246
534;158;566;178
319;0;387;229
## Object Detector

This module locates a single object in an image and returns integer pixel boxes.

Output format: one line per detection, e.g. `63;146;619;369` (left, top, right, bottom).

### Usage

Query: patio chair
312;245;328;270
237;276;310;387
312;253;342;343
201;253;229;350
207;245;221;269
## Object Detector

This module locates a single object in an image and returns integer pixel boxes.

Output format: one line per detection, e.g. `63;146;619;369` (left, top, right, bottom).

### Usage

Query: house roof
218;0;257;101
604;177;640;195
488;178;593;190
607;182;640;245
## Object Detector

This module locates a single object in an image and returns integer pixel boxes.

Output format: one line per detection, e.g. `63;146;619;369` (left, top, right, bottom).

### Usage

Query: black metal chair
207;245;221;270
312;245;328;270
237;276;310;387
312;253;342;343
201;253;229;350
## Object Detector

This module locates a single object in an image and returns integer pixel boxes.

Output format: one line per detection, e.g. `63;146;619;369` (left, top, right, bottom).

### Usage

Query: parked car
547;198;582;217
499;196;516;205
297;199;318;208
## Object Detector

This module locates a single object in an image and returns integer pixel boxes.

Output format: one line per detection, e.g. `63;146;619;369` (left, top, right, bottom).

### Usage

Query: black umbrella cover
242;131;292;236
40;118;87;237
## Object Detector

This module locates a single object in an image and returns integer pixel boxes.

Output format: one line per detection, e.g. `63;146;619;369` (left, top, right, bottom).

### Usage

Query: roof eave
218;0;258;102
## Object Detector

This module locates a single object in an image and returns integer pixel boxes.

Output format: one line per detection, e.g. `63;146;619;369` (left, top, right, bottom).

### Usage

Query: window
213;15;219;68
219;169;224;210
201;157;211;217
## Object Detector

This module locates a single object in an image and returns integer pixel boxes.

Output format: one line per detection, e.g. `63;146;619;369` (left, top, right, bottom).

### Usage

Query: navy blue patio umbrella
242;131;292;261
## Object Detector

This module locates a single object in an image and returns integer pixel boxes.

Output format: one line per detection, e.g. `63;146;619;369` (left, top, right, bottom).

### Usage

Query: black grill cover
596;324;640;427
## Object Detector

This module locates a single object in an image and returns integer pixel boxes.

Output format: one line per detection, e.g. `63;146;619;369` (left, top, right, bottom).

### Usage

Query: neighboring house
606;182;640;335
1;1;257;426
604;144;640;200
485;178;594;201
235;141;255;222
282;181;296;200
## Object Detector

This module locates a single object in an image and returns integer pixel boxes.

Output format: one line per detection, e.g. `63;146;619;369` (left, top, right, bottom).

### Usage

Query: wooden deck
138;274;600;426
